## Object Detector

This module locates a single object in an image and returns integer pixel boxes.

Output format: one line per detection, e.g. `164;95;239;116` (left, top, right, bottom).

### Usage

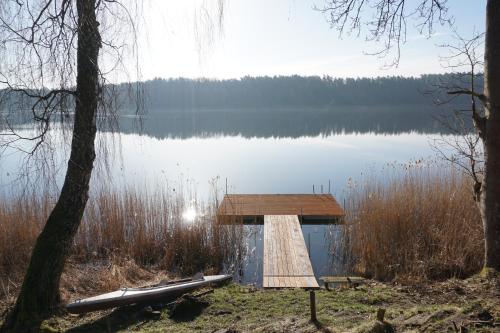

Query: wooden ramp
263;215;319;288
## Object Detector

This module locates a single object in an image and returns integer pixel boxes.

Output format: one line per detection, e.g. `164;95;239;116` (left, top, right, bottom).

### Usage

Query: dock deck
218;194;344;223
263;215;319;288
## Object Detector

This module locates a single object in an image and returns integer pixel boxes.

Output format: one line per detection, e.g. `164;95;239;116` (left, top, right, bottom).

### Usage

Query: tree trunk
1;0;101;331
481;0;500;272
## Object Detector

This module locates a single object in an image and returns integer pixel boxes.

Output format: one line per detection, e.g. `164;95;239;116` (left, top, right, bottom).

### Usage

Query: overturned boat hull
66;274;231;314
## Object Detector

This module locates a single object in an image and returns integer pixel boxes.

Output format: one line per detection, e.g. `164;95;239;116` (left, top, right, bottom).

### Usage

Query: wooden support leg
309;290;317;322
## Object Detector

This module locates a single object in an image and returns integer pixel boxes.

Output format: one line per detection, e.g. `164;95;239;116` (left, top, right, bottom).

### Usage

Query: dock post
309;290;317;322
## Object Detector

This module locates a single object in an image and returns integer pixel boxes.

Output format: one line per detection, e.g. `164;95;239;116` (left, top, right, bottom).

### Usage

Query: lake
0;125;446;197
0;108;456;285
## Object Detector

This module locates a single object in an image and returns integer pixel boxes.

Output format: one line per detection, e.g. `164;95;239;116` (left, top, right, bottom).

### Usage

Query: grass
40;284;395;332
36;276;499;332
340;160;484;281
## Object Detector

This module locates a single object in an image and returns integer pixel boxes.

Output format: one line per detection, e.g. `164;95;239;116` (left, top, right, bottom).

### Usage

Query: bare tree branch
0;0;144;189
431;31;485;202
318;0;451;67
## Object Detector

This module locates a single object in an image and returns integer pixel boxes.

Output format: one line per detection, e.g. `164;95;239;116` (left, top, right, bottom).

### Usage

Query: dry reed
0;161;485;293
341;160;484;281
0;186;244;282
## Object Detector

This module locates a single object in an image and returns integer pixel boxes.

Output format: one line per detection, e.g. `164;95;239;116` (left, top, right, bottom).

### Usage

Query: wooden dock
218;194;344;224
218;194;344;289
263;215;319;288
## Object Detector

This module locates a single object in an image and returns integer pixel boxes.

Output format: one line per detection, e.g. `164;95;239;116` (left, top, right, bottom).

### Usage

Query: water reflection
2;105;455;140
182;207;197;222
1;130;450;202
234;225;264;286
0;108;457;285
114;105;451;139
232;224;346;287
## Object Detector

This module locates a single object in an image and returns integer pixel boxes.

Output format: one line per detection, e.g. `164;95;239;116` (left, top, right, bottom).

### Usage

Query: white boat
66;274;232;314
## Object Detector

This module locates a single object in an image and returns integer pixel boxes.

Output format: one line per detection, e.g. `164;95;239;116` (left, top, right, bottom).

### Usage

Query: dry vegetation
341;160;484;281
0;186;244;306
0;161;491;331
0;161;485;291
0;162;497;333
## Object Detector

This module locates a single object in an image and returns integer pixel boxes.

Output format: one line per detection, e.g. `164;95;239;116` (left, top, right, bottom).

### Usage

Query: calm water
105;131;439;195
0;110;454;285
0;130;443;197
235;224;346;285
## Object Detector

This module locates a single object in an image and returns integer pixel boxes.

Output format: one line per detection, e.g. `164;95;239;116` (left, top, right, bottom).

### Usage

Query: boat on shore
66;274;232;314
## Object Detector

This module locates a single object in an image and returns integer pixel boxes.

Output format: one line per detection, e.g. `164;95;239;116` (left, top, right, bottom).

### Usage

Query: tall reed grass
340;161;484;281
1;161;485;288
0;186;244;281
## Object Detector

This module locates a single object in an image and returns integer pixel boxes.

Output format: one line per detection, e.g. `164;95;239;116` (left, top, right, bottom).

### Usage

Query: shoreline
2;266;497;332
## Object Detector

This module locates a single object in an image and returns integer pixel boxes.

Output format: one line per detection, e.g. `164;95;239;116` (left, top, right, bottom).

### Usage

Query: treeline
1;74;483;112
1;74;482;136
131;74;482;111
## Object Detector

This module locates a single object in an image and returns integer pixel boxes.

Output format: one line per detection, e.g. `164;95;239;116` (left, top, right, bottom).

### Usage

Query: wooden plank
320;276;366;283
263;215;319;289
319;276;366;289
289;223;304;288
281;218;294;287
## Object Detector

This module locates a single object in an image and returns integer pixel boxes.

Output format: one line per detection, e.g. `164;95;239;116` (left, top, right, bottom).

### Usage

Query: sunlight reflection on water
181;207;197;222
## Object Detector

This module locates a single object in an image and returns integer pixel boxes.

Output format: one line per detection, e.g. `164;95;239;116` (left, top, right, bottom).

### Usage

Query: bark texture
1;0;101;331
481;0;500;272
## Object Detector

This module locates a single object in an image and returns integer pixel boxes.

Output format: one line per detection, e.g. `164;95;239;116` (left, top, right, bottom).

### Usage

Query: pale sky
129;0;486;81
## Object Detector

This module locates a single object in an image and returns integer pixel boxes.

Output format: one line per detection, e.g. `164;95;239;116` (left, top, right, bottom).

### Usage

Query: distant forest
1;74;481;112
125;74;481;111
1;74;483;137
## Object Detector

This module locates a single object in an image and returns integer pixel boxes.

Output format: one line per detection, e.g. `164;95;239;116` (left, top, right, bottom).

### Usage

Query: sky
126;0;486;81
